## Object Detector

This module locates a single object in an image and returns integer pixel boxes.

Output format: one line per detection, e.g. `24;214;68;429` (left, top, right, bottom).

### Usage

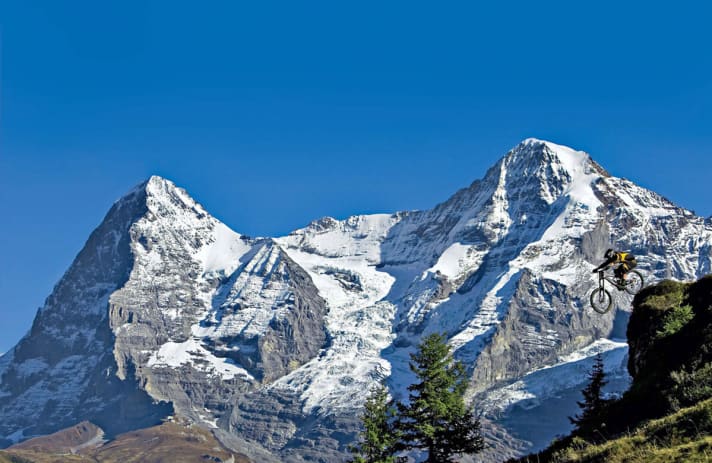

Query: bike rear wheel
624;270;644;295
591;288;613;314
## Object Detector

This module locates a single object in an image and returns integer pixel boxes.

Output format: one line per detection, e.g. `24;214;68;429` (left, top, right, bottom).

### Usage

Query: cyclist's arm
593;257;616;272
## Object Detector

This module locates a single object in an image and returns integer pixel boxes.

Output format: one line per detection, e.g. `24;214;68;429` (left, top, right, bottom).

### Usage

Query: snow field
147;338;254;381
481;339;629;415
273;232;399;412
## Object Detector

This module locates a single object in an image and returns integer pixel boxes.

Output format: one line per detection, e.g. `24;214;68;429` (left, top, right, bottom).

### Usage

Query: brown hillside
9;421;103;455
4;421;250;463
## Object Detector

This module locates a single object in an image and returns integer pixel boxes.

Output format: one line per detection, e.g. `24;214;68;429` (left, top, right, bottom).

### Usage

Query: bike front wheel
591;288;613;314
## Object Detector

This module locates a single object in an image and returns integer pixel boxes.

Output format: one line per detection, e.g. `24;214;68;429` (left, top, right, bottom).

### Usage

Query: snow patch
481;339;630;414
279;214;397;262
539;142;602;241
197;409;219;429
430;242;482;279
449;267;521;354
148;338;254;381
193;242;293;341
195;222;252;275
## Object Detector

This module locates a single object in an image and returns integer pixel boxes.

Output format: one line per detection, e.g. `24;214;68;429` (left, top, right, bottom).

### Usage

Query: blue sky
1;1;711;352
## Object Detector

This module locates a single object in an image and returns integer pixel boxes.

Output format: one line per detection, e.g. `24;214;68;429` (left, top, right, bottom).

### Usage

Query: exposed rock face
468;270;609;394
1;140;711;461
0;177;329;458
0;184;172;441
227;388;360;463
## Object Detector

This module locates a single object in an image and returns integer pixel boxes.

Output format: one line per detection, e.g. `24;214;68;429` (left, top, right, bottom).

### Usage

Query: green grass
668;362;712;410
539;398;712;462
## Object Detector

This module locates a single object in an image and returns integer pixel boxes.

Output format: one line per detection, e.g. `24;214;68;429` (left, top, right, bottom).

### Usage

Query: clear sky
1;1;711;353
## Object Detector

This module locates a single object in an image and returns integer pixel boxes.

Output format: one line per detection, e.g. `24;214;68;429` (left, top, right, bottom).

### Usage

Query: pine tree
570;352;608;431
397;333;484;463
350;383;403;463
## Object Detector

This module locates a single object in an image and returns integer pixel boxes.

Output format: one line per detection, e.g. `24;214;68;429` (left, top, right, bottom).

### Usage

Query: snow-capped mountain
1;139;710;461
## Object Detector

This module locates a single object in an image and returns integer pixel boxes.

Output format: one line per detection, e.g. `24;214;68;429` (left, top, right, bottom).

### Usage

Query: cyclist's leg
619;263;630;281
613;264;623;283
626;260;638;282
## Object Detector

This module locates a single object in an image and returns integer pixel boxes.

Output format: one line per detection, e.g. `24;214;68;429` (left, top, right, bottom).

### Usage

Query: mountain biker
592;249;637;284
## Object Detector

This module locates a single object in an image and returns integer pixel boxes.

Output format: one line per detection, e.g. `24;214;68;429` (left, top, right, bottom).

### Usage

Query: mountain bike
590;268;644;314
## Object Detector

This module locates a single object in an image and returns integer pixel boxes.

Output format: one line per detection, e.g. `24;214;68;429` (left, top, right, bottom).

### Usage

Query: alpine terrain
1;139;710;462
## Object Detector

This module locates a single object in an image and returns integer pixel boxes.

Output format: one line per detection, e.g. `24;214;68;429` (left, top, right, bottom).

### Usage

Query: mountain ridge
1;139;711;462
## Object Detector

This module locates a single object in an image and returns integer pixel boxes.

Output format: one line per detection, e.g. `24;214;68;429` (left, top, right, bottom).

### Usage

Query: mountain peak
512;138;609;178
146;174;172;187
513;138;586;164
516;137;579;153
121;175;209;219
144;175;181;197
477;138;605;209
519;137;551;146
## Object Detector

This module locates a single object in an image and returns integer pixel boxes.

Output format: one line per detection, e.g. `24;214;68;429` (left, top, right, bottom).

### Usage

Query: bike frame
598;269;626;292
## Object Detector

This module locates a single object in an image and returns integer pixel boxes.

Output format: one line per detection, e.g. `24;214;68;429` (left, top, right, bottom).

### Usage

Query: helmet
604;249;615;259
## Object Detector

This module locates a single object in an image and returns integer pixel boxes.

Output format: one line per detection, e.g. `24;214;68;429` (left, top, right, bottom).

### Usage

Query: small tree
397;333;484;463
570;353;608;432
350;383;403;463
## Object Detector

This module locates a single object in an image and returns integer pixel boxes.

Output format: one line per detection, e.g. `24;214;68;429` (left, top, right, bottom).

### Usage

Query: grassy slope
0;452;88;463
0;453;35;463
543;398;712;462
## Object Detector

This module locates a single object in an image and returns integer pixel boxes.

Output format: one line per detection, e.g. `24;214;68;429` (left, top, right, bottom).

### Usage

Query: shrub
656;304;694;339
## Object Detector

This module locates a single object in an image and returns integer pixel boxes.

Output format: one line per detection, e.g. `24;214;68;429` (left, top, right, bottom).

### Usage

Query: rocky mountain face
0;185;172;445
1;139;711;462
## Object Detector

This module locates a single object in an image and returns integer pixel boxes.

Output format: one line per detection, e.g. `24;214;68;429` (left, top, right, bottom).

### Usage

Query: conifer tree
570;352;608;431
397;333;484;463
350;383;403;463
